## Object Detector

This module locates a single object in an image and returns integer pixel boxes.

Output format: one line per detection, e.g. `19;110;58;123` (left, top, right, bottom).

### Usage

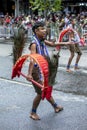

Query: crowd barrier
82;25;87;43
0;26;12;38
0;25;87;44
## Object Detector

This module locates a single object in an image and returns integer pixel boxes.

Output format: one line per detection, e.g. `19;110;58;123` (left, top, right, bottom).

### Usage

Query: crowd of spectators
0;11;87;40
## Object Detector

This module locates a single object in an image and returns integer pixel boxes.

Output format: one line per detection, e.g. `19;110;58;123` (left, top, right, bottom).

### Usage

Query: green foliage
52;0;61;12
29;0;61;13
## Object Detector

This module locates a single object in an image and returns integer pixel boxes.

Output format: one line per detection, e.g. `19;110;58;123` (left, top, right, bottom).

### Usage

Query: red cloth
56;45;61;50
5;18;10;24
80;38;85;46
41;86;53;100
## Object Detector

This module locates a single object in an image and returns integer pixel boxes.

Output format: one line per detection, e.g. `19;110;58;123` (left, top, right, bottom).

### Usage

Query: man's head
70;18;76;25
32;21;46;39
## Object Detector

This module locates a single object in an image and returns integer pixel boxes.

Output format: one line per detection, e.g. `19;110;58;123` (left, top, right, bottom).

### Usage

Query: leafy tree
29;0;61;17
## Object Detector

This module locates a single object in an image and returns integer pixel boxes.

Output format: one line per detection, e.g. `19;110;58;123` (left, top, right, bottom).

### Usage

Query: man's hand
67;41;74;45
26;74;33;81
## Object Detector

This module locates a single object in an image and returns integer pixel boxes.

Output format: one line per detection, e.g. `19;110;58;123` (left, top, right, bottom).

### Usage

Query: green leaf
29;0;62;15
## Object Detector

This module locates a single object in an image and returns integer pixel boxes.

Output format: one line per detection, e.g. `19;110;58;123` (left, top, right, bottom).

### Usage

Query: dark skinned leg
66;51;74;72
74;54;81;69
30;94;41;120
47;96;63;113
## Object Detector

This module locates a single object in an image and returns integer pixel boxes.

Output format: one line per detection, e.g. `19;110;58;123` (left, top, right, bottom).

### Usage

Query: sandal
55;106;63;113
30;113;40;120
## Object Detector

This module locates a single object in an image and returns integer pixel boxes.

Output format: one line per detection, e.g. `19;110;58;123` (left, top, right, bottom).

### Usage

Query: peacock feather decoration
13;25;27;65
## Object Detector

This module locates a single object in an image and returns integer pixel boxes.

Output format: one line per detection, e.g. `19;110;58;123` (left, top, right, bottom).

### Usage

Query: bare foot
66;69;73;73
74;66;80;70
55;106;63;113
30;113;40;120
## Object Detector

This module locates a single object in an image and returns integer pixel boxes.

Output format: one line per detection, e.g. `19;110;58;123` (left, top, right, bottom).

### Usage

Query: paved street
0;0;87;129
0;42;87;130
59;47;87;71
0;78;87;130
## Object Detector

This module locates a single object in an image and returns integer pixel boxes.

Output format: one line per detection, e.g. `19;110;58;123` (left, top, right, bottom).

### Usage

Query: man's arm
27;43;36;81
44;40;74;47
83;33;87;37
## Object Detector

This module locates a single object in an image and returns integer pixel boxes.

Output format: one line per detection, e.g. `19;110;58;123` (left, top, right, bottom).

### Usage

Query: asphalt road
0;78;87;130
0;42;87;130
0;42;87;96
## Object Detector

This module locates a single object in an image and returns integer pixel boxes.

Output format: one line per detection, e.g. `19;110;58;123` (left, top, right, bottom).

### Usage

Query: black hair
32;21;45;33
